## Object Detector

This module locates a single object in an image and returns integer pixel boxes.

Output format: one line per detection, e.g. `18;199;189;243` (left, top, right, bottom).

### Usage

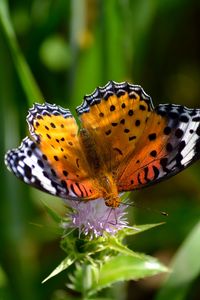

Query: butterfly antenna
120;200;168;217
103;207;118;230
113;207;118;225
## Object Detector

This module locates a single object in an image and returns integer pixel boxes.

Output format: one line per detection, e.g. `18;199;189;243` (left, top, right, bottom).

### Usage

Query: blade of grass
0;0;43;104
156;220;200;300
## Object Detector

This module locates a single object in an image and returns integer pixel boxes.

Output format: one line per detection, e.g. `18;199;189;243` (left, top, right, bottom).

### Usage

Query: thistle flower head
62;198;128;238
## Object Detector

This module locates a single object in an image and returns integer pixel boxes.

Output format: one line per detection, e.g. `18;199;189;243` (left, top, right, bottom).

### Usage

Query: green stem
0;0;43;104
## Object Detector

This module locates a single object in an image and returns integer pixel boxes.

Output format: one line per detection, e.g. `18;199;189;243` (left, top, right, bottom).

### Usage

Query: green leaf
90;254;167;296
122;222;165;236
42;255;76;283
107;236;145;259
42;201;62;224
156;220;200;300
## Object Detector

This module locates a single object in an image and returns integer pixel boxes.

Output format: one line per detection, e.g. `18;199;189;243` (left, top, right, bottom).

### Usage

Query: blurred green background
0;0;200;299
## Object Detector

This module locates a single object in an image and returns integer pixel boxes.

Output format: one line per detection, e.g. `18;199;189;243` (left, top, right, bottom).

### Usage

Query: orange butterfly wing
77;81;153;172
77;81;200;192
6;103;100;200
117;104;200;191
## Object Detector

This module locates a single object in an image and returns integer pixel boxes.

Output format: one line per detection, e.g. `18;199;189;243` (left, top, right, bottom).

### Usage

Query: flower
62;198;129;238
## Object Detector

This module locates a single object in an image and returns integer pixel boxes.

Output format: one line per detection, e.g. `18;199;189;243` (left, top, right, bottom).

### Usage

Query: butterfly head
104;195;120;208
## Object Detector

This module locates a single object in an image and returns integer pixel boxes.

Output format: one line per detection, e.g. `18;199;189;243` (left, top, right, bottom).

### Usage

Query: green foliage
42;207;167;299
156;220;200;300
67;254;166;298
0;0;43;104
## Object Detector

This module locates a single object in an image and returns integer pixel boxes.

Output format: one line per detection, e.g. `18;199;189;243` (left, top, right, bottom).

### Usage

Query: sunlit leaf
90;254;167;296
42;255;76;283
156;221;200;300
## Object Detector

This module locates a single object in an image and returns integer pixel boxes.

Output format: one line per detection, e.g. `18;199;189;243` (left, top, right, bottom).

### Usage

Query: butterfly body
78;128;120;207
5;81;200;208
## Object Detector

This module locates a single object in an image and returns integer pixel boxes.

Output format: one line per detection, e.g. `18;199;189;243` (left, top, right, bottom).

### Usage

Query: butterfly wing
5;83;200;202
77;81;154;172
5;103;99;200
117;104;200;191
77;81;200;191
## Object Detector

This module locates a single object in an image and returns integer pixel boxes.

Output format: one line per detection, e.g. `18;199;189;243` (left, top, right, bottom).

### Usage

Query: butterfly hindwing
117;104;200;191
5;137;70;197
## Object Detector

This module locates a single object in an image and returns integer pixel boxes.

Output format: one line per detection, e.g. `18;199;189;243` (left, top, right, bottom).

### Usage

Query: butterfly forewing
77;81;154;171
5;103;100;200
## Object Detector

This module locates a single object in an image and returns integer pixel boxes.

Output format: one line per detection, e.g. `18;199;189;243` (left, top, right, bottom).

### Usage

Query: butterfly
5;81;200;207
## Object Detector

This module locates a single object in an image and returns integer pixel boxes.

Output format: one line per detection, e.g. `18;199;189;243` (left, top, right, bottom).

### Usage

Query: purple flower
62;198;128;238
